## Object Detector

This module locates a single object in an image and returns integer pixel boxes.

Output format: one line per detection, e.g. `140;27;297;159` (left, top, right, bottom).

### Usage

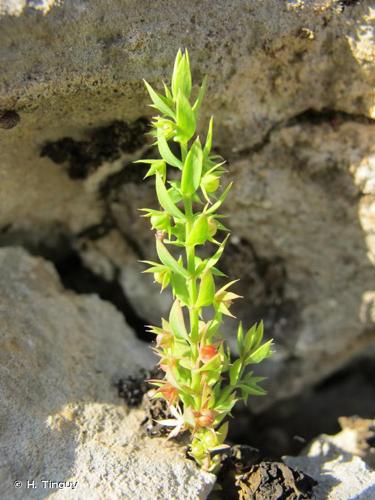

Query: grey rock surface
284;430;375;500
0;247;215;499
0;0;374;410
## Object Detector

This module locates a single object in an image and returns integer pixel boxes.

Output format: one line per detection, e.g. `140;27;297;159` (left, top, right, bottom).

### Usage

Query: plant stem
184;197;199;354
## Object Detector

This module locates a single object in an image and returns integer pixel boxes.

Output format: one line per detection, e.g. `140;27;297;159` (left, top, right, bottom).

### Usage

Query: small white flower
158;405;186;439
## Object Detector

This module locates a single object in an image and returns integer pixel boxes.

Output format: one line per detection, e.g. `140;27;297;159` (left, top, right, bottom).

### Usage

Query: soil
116;369;151;408
116;367;174;436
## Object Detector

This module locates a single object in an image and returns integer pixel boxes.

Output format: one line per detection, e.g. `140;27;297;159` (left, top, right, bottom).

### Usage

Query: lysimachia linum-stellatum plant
135;49;273;472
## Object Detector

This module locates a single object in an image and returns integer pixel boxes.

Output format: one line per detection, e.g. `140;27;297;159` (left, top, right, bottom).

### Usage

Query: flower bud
159;382;178;405
154;269;171;291
199;344;218;363
194;408;215;428
151;212;170;231
207;217;218;237
201;173;220;193
156;331;173;348
152;117;176;140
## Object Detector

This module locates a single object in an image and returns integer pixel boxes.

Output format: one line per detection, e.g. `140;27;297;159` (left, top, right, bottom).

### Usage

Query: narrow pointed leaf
157;130;182;169
175;91;196;142
206;182;233;214
245;340;273;365
171;272;190;306
155;173;185;219
187;214;209;246
169;299;189;341
192;76;207;115
203;116;214;158
229;359;242;385
172;50;192;99
181;138;203;196
144;80;175;118
203;235;229;272
156;239;190;278
237;322;244;354
196;270;215;308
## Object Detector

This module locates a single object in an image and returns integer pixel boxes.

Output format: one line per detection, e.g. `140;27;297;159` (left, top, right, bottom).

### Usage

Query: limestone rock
0;0;374;409
0;248;215;499
284;429;375;500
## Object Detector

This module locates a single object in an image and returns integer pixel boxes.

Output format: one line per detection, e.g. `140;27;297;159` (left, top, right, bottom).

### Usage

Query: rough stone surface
0;247;215;499
337;416;375;469
284;429;375;500
0;0;374;409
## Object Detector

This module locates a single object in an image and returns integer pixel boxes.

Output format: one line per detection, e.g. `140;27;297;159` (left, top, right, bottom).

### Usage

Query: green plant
136;49;273;472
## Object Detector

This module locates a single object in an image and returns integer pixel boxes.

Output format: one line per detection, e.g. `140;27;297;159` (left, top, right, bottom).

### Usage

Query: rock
224;120;375;408
0;247;215;499
235;461;317;500
336;416;375;469
0;0;374;408
284;428;375;500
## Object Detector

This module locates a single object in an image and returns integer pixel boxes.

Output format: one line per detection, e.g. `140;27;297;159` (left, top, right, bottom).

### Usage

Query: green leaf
163;81;173;101
202;235;229;272
171;49;192;99
187;214;209;247
216;421;229;444
157;130;182;169
178;357;194;370
245;340;273;365
205;368;222;386
196;270;215;308
197;353;221;372
229;359;242;386
169;299;189;341
173;340;190;358
142;264;166;274
253;320;264;350
173;363;192;386
171;272;190;306
175;92;196;142
144;160;166;180
179;392;195;408
214;393;237;413
143;80;175;119
211;267;226;277
181;138;203;197
203;116;214;159
205;318;221;340
205;182;233;215
192;76;207;116
156;238;190;278
155;173;185;219
238;380;267;397
243;321;265;355
237;322;244;354
243;324;257;353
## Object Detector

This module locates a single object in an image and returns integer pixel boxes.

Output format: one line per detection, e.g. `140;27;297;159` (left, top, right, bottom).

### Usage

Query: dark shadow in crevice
229;107;375;161
0;228;150;342
53;248;150;342
41;118;149;179
228;357;375;460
